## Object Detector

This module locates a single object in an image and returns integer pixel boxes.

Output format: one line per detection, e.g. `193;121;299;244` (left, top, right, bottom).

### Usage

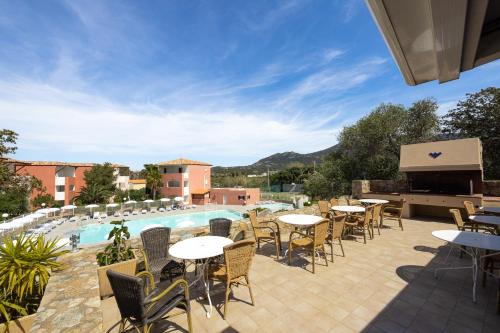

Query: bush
96;220;134;266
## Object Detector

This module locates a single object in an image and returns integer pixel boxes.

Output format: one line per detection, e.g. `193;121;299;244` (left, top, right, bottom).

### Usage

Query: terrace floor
102;217;500;333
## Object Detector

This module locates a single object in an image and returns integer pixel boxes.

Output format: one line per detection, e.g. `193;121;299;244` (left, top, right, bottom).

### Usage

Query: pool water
76;209;242;245
257;202;294;213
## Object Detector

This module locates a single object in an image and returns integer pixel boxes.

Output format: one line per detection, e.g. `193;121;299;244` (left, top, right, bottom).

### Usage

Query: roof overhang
366;0;500;85
399;138;483;172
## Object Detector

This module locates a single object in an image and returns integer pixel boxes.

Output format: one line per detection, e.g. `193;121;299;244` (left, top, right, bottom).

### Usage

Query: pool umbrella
143;199;154;210
106;203;119;215
85;204;99;214
160;198;171;207
62;204;77;216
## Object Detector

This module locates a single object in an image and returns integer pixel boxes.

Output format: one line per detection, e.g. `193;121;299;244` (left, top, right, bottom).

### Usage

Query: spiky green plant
0;233;68;323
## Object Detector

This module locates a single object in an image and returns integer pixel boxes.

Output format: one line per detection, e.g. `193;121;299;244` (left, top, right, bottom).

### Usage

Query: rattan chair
463;201;496;234
381;199;405;230
318;200;331;218
345;205;374;244
347;198;362;206
140;227;184;283
329;197;339;207
209;218;232;237
449;209;474;231
370;204;382;236
249;210;281;259
288;219;329;273
106;270;192;333
325;214;346;262
207;240;256;319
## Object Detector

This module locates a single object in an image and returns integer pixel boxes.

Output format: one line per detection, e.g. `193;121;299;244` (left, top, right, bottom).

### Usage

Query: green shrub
96;220;134;266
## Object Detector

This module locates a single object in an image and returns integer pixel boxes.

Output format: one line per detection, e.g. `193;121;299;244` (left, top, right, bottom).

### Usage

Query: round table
483;207;500;215
278;214;324;226
331;205;365;213
169;236;233;317
432;230;500;302
469;215;500;227
359;199;389;205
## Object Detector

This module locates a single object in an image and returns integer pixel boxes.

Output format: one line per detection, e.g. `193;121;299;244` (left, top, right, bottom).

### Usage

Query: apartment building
13;161;129;206
157;158;211;204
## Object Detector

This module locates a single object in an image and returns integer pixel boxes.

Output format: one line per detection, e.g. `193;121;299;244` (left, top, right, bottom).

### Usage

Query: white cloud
323;49;344;63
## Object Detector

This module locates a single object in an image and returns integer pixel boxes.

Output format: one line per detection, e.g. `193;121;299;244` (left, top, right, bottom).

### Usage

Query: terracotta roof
129;179;146;184
9;160;129;168
157;158;212;166
191;188;210;195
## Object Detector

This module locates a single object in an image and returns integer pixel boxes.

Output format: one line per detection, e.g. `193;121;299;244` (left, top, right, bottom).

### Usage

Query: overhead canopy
399;138;483;172
366;0;500;85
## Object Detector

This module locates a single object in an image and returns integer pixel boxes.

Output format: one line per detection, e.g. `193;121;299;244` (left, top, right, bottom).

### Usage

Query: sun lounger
123;211;130;217
93;212;100;219
132;210;139;215
158;207;165;212
141;209;147;214
113;211;120;217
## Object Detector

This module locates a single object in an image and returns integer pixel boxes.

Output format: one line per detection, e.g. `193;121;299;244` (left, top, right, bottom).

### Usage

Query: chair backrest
141;227;171;262
331;214;346;239
348;198;362;206
248;210;263;238
329;197;339;207
107;270;146;323
313;219;330;246
363;205;375;226
372;204;382;225
209;218;232;237
450;209;465;230
224;239;255;280
318;201;331;218
463;201;476;216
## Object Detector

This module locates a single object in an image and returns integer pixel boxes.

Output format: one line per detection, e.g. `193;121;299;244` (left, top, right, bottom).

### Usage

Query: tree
75;163;116;204
404;98;439;144
144;164;162;200
31;194;55;209
442;87;500;179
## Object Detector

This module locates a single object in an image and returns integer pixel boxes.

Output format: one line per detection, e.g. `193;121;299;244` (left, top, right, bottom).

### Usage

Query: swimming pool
256;202;294;213
76;209;242;245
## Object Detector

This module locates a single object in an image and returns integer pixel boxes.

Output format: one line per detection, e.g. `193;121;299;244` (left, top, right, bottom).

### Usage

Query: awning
399;138;483;172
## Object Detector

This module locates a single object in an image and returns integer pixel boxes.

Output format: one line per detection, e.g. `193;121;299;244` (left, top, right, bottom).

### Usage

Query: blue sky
1;0;498;170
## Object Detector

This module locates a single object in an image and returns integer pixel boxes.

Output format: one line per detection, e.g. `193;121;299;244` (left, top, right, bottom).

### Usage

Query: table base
184;259;214;318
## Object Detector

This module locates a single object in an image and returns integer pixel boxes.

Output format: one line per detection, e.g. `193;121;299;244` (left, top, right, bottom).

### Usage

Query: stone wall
352;179;407;197
483;180;500;196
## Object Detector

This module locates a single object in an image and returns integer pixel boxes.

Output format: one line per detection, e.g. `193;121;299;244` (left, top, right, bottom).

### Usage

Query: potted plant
96;220;137;298
0;233;68;332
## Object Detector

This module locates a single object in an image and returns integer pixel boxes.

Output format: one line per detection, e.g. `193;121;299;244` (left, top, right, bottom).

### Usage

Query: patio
101;216;500;333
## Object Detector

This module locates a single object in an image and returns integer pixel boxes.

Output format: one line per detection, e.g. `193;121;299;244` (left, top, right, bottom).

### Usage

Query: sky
1;0;499;170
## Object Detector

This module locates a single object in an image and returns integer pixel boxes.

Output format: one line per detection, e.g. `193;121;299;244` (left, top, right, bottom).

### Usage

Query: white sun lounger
123;211;130;217
158;207;165;212
141;209;147;214
132;210;139;215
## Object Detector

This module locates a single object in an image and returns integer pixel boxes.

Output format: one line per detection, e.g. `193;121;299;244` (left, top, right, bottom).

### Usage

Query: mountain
213;144;338;175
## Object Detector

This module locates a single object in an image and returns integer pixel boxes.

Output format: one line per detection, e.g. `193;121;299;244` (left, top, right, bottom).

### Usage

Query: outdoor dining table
483;207;500;215
469;215;500;227
169;235;233;318
432;229;500;302
359;199;389;205
331;205;365;214
278;214;324;255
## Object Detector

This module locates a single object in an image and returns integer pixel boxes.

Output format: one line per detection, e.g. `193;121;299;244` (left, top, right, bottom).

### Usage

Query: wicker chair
330;197;339;207
370;204;382;236
345;205;374;244
463;201;495;234
106;270;192;333
318;200;331;218
325;214;346;262
288;219;330;273
209;218;232;237
381;199;405;230
207;240;256;319
249;210;281;259
140;227;184;283
347;198;362;206
449;209;474;231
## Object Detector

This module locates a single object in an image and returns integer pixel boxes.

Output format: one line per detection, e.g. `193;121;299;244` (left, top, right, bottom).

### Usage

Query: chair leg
323;245;328;267
363;227;367;244
274;236;280;260
245;276;255;305
312;250;315;274
339;238;345;257
186;303;193;333
118;319;125;333
376;221;381;235
223;282;231;319
288;244;292;265
143;324;150;333
399;217;403;231
257;239;260;249
330;239;334;262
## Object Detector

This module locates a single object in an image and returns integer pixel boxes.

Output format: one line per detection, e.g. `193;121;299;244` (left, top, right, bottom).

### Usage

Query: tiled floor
102;217;500;332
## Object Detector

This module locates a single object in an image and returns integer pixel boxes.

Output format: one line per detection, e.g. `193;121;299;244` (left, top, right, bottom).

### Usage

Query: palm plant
74;183;112;204
144;164;162;200
0;233;68;322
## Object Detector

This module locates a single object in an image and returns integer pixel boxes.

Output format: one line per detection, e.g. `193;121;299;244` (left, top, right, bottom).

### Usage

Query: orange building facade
13;161;129;207
157;158;211;204
210;188;260;205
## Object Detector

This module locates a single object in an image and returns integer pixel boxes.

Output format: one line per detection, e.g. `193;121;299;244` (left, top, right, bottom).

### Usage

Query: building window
69;185;75;191
184;180;188;187
164;167;167;173
178;167;182;173
247;195;251;199
56;185;65;192
238;195;246;200
168;180;180;188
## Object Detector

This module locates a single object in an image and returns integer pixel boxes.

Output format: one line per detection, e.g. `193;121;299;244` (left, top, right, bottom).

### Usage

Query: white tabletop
331;205;365;213
483;207;500;214
432;230;500;251
359;199;389;204
169;236;233;260
278;214;324;226
469;215;500;226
